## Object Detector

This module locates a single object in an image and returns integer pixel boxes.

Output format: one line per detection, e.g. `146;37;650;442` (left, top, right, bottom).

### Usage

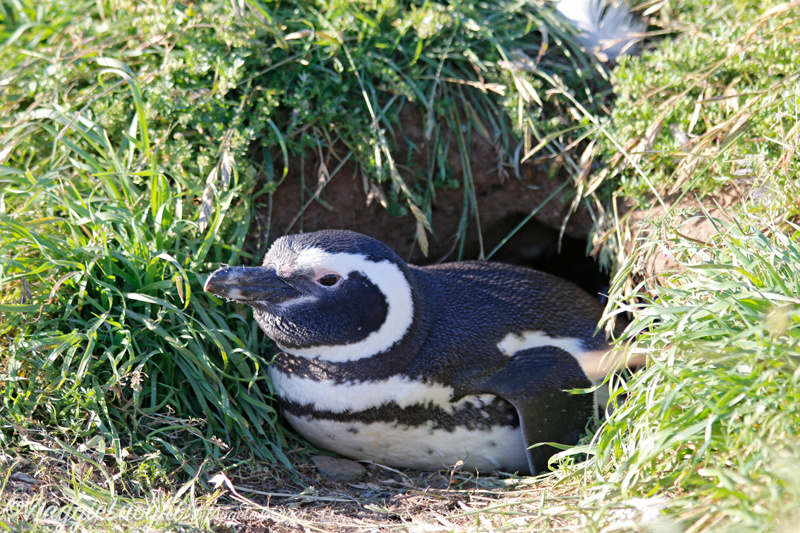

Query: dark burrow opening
446;213;612;304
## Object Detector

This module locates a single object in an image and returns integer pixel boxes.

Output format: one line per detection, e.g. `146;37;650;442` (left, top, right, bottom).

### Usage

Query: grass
2;0;606;256
590;0;800;206
0;56;289;475
569;2;800;529
580;211;800;531
2;0;800;531
1;0;292;491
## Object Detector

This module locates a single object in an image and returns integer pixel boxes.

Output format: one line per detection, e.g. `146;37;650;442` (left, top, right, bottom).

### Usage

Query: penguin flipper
478;346;594;475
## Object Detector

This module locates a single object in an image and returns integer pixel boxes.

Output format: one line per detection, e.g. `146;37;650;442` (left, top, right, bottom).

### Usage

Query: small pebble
311;455;367;483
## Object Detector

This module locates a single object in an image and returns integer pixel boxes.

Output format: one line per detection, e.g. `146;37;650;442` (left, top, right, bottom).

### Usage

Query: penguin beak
204;266;294;303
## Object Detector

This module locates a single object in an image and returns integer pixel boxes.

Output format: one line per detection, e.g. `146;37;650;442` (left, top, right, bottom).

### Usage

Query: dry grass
4;447;626;532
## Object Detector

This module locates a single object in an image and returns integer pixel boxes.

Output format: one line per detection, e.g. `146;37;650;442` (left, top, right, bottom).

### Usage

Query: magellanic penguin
204;230;623;475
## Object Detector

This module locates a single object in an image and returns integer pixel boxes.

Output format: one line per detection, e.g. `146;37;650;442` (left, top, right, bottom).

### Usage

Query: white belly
268;366;529;473
285;412;529;473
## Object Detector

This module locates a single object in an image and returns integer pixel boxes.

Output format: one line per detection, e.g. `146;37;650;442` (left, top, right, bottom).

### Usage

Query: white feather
556;0;643;61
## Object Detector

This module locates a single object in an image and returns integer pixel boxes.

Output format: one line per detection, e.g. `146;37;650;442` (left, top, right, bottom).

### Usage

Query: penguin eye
317;274;340;287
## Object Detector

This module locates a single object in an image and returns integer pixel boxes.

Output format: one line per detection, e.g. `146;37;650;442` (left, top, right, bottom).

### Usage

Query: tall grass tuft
0;58;287;491
582;212;800;530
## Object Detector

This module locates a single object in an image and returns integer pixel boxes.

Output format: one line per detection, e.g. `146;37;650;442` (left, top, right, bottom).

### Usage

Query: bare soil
3;453;578;533
210;457;577;533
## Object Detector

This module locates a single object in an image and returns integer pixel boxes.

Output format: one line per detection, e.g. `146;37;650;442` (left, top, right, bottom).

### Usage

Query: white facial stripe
497;330;593;374
284;414;529;473
268;368;455;413
283;248;414;362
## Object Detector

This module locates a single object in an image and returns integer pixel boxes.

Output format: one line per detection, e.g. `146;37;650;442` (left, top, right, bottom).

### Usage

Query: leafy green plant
0;56;288;490
594;0;800;205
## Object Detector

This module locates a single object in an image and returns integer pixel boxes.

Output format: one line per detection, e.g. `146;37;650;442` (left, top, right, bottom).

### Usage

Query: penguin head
204;230;416;362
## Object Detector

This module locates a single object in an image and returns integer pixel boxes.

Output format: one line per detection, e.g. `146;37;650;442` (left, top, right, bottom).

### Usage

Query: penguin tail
555;0;644;62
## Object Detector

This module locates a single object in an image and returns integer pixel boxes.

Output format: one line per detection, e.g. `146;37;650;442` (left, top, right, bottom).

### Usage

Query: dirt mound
252;107;594;266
